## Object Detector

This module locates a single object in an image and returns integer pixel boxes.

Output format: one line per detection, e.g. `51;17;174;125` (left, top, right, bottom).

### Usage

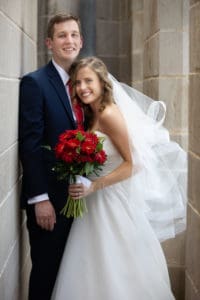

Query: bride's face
75;66;103;107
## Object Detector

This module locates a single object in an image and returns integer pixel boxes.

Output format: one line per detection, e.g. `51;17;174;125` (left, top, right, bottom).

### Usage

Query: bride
51;57;187;300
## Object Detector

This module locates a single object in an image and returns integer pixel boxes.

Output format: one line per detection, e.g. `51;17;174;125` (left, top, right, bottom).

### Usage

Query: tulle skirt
51;179;175;300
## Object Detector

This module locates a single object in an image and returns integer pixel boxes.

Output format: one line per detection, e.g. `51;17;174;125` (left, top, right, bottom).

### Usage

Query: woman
51;57;187;299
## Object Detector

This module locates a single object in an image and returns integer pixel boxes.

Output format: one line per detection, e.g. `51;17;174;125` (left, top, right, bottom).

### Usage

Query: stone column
96;0;120;78
142;1;189;299
185;1;200;299
79;0;96;57
119;0;132;84
96;0;132;83
143;0;189;148
131;0;144;92
0;1;37;299
38;0;49;67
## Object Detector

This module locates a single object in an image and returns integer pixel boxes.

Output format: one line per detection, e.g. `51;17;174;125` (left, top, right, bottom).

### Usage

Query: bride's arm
94;104;133;189
69;104;133;199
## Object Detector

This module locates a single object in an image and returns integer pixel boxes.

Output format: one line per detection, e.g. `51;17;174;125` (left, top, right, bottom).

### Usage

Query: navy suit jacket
19;61;77;211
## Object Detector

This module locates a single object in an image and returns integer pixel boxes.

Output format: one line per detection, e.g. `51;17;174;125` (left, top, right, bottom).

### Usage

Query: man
19;14;83;300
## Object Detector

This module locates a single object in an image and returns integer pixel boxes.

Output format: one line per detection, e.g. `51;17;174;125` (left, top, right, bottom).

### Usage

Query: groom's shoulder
21;62;51;81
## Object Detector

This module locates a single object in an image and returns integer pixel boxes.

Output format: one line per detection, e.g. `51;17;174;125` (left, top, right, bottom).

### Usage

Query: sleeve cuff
28;193;49;205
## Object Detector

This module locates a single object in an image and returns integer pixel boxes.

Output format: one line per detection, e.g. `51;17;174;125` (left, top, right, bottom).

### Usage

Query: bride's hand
68;182;94;199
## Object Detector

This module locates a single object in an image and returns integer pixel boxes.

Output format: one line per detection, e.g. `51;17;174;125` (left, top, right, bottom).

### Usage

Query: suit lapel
46;61;76;127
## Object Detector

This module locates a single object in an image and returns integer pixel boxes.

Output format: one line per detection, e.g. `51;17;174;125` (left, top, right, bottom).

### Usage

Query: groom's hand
35;200;56;231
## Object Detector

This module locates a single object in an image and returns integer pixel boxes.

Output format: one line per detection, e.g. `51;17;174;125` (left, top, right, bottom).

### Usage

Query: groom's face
46;20;83;68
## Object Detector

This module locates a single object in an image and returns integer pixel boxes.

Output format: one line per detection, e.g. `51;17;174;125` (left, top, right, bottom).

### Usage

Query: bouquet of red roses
53;129;107;218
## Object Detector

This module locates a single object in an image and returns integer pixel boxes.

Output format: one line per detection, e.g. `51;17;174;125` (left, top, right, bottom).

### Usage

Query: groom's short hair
47;13;82;39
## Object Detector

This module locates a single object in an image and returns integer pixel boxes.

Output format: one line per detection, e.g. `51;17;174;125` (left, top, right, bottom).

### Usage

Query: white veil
109;74;187;242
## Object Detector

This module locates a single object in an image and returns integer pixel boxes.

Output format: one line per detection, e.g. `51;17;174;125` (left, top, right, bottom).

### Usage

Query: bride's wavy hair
69;56;115;128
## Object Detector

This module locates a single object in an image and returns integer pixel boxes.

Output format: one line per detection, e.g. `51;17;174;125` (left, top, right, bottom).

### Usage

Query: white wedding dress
51;77;187;300
51;130;181;300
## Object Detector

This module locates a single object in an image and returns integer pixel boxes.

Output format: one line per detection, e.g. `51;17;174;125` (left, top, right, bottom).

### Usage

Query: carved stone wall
0;1;37;299
132;1;189;299
186;1;200;299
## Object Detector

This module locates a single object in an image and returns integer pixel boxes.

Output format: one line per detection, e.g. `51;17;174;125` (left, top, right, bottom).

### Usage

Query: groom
19;14;83;300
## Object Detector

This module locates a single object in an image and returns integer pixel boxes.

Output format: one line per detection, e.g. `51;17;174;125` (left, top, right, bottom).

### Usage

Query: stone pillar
96;0;132;83
38;0;49;67
131;0;144;92
119;0;132;84
143;0;189;147
96;0;120;78
79;0;96;57
0;1;37;299
185;1;200;299
141;1;189;299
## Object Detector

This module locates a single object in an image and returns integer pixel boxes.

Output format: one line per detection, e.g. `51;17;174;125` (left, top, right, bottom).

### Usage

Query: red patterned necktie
67;79;84;130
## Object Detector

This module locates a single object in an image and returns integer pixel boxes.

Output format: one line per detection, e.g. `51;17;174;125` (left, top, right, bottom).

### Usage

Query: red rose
81;140;97;154
65;138;80;149
55;143;65;158
62;150;77;163
78;154;93;163
94;150;107;164
59;130;74;142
